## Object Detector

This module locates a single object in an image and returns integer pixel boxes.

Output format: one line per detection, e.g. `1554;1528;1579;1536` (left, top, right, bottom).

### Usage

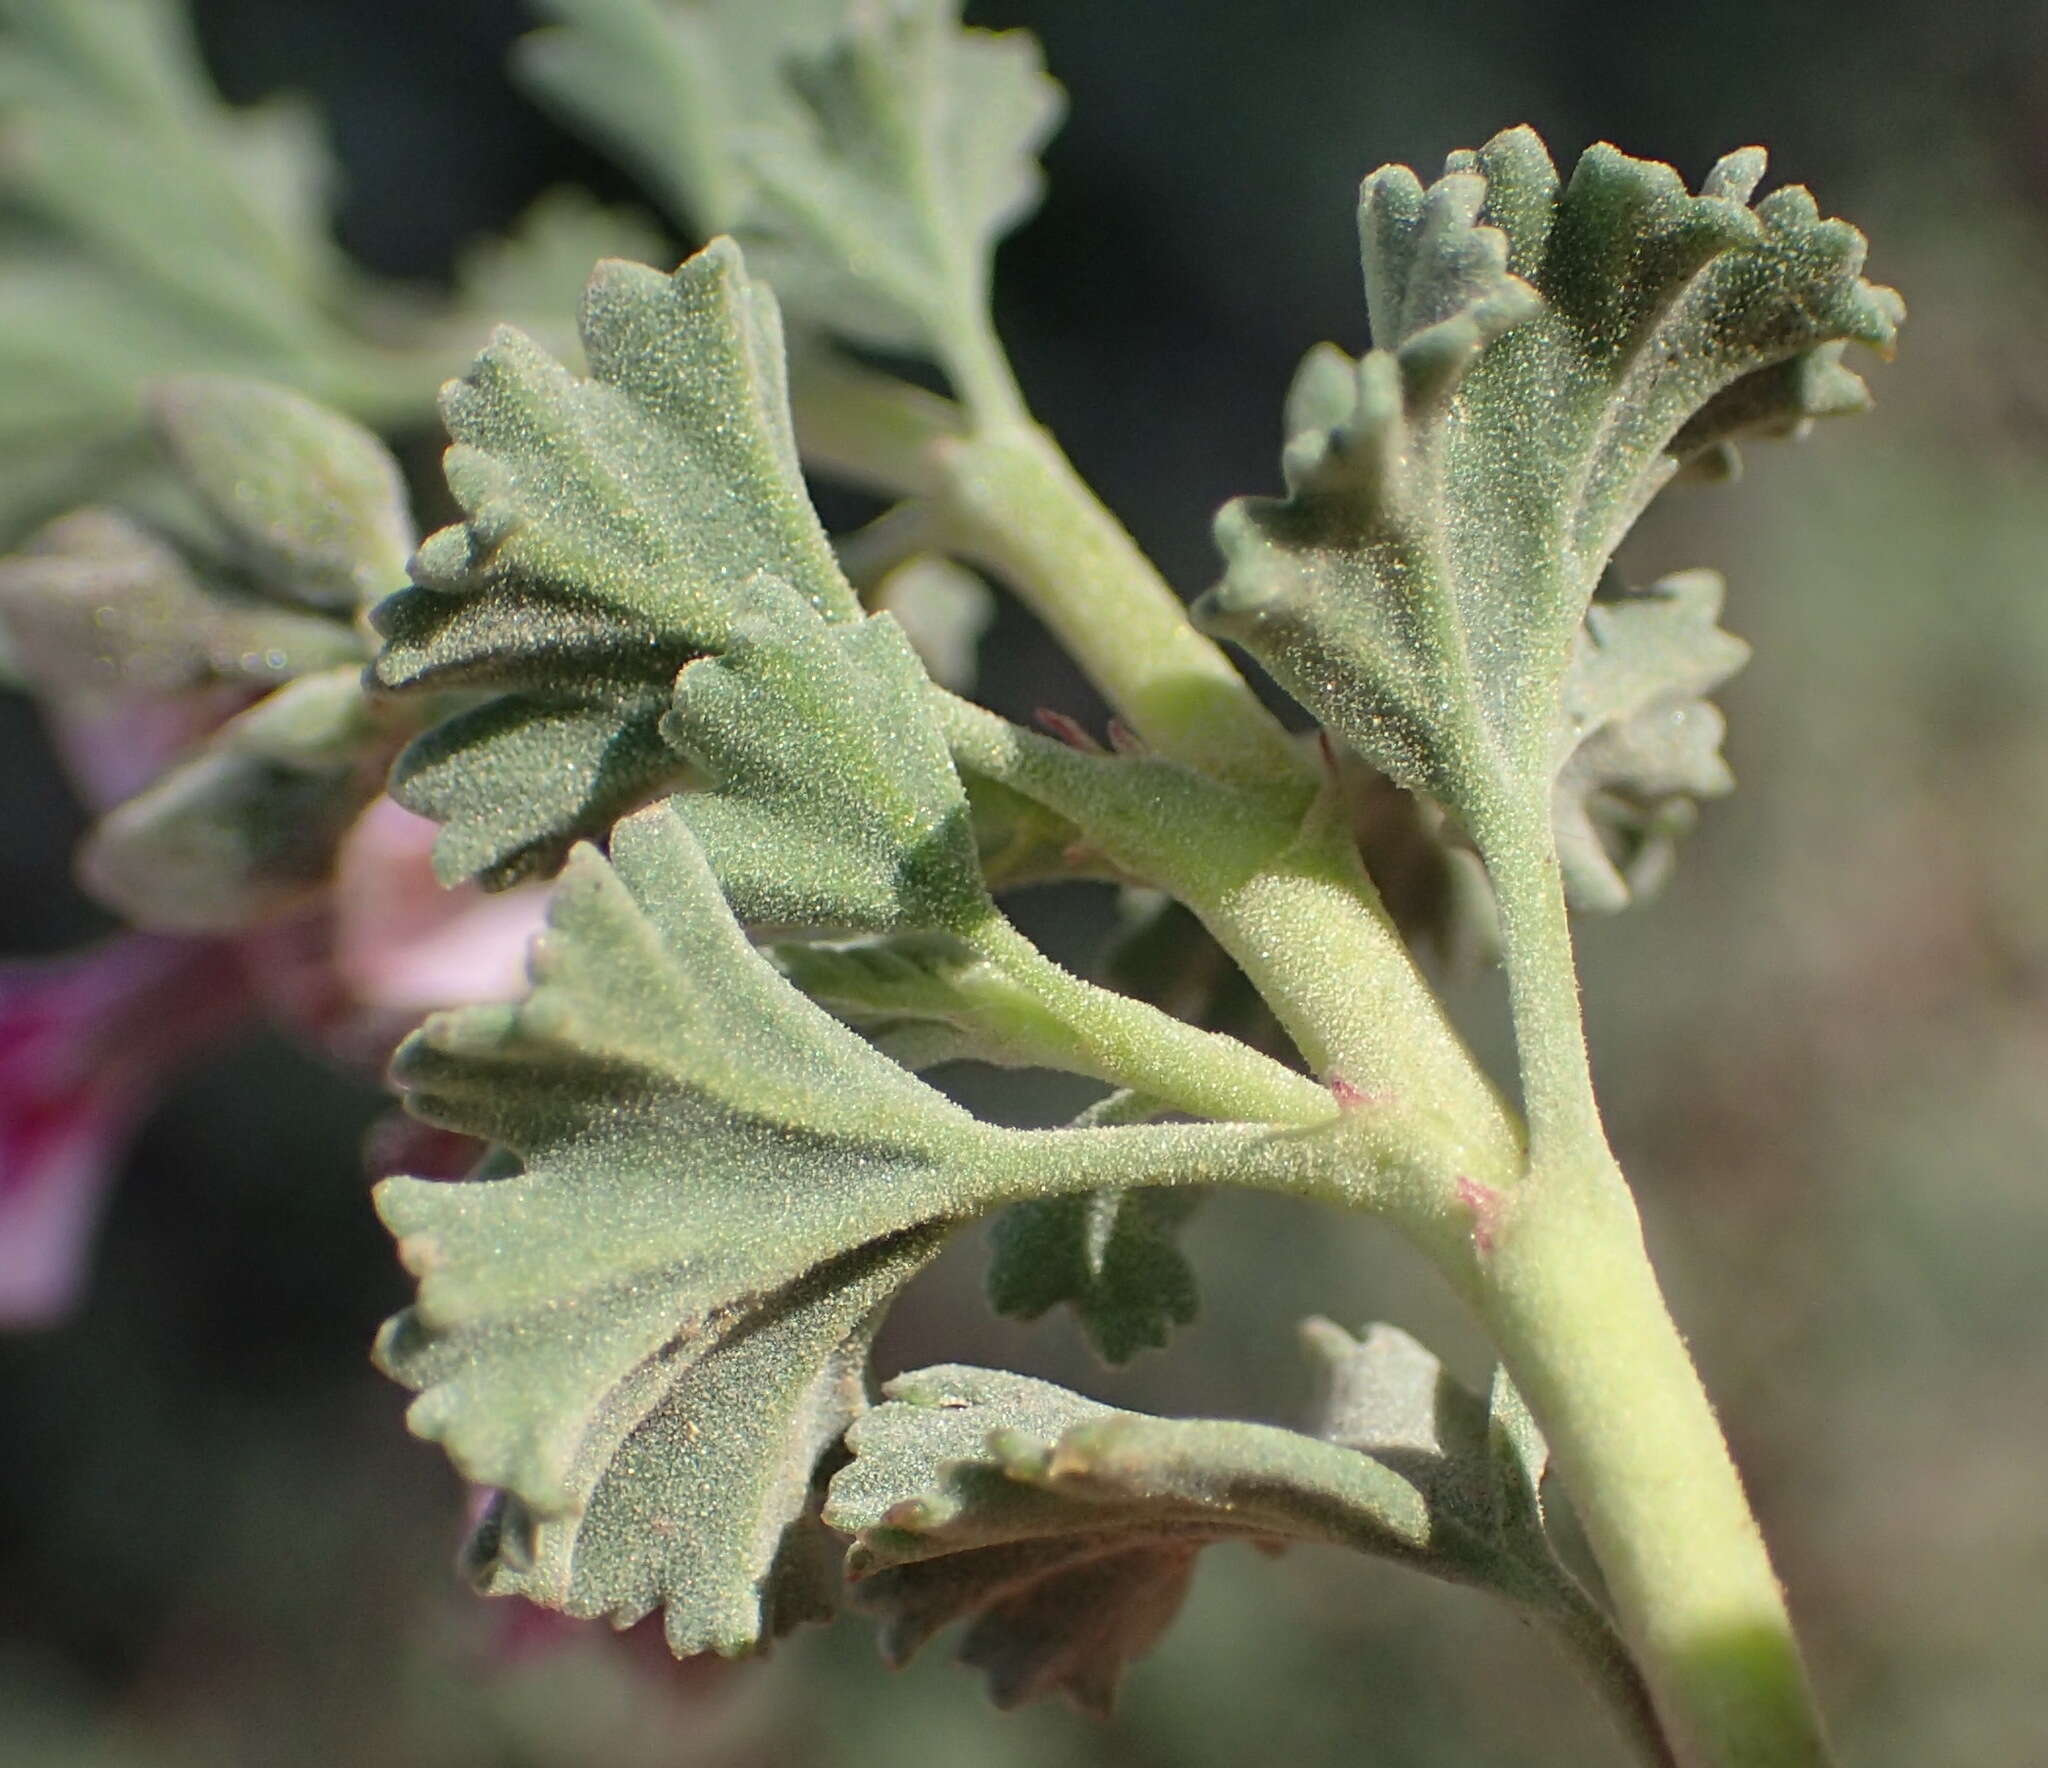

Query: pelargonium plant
0;4;1903;1765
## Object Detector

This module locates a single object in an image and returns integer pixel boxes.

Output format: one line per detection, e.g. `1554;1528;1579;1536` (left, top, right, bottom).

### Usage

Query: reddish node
1456;1174;1503;1255
1033;707;1106;753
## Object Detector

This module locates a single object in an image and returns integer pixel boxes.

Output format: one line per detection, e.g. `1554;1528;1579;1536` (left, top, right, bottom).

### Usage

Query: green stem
1479;1163;1831;1768
932;419;1310;790
959;912;1339;1129
1467;787;1606;1164
1463;789;1829;1766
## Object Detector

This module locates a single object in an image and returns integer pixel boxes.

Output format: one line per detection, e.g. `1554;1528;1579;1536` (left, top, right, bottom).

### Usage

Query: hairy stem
933;418;1311;789
1457;789;1829;1765
1468;787;1606;1164
959;912;1339;1128
1479;1162;1830;1768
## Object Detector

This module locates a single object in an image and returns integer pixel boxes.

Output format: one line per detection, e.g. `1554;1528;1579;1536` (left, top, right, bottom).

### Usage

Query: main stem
907;318;1827;1764
1477;806;1830;1768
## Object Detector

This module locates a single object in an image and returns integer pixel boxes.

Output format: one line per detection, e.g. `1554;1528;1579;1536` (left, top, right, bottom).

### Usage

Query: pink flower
0;935;247;1326
0;801;549;1329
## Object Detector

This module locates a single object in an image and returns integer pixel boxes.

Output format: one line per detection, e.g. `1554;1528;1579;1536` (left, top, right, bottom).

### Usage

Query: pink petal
330;800;550;1017
0;934;249;1327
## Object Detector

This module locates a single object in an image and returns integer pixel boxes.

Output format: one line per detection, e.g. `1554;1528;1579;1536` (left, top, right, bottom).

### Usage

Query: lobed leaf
375;801;1324;1655
986;1186;1199;1367
516;0;1061;370
0;0;647;541
734;0;1064;358
827;1328;1587;1712
660;575;988;934
1198;128;1898;875
517;0;849;237
1554;569;1749;910
372;240;858;888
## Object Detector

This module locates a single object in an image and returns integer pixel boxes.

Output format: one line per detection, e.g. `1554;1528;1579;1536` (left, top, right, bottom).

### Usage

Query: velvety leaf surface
1553;568;1749;909
375;801;1319;1654
148;377;414;614
660;576;988;933
1198;128;1899;866
372;240;858;887
986;1186;1200;1366
827;1326;1598;1710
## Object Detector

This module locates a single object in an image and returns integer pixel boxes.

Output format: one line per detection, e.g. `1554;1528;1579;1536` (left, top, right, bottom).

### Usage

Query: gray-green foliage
0;0;655;541
0;378;415;931
1196;128;1900;875
371;243;858;889
344;51;1895;1745
517;0;1059;387
823;1326;1615;1712
375;799;1332;1654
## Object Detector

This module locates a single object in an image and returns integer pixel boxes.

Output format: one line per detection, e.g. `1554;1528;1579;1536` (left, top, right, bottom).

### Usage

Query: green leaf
148;377;413;614
0;507;358;702
372;239;858;887
660;575;988;934
0;0;644;541
1554;569;1748;910
517;0;1061;369
465;1230;944;1656
1197;129;1899;862
375;799;1321;1654
987;1186;1199;1367
76;664;385;931
827;1327;1593;1712
733;0;1064;359
516;0;849;237
1300;1318;1553;1580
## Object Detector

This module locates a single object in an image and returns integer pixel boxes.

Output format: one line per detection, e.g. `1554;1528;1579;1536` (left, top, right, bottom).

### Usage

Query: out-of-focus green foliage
0;0;658;541
0;379;415;931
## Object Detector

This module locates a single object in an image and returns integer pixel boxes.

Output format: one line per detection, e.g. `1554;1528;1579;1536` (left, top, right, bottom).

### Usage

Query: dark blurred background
5;2;2047;1763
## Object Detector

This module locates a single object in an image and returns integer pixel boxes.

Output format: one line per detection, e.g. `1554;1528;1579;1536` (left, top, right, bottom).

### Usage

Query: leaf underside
826;1325;1578;1712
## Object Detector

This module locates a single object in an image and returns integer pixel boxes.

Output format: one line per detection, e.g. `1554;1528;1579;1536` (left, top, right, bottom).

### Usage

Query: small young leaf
1554;569;1749;910
986;1186;1200;1367
147;377;413;613
75;665;385;931
1198;129;1898;869
372;239;858;886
